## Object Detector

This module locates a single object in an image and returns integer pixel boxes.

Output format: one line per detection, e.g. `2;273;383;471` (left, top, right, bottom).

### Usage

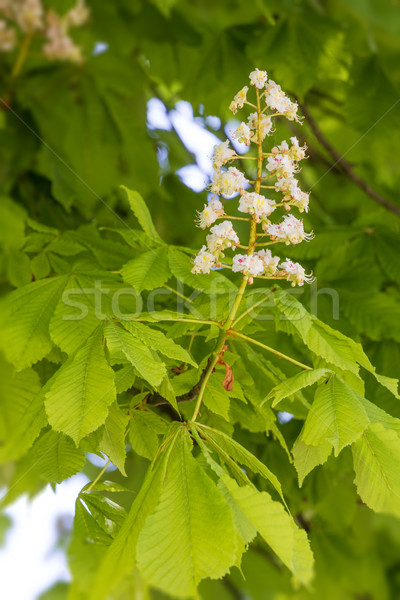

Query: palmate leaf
129;409;169;461
202;373;231;420
273;289;400;397
136;428;239;597
45;326;116;445
104;321;166;388
301;375;369;456
120;247;171;292
221;476;314;586
0;276;67;370
89;424;181;600
352;423;400;517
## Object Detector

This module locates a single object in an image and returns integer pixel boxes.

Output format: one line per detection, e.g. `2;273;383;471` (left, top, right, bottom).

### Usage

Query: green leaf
124;321;197;366
6;250;32;287
352;423;400;517
99;403;129;475
0;276;67;369
31;430;85;484
120;247;171;292
136;429;239;597
222;476;314;586
129;410;168;461
104;321;166;388
292;439;332;487
203;374;231;420
302;375;369;456
31;253;51;280
121;186;163;244
45;326;116;444
264;368;331;408
49;274;101;355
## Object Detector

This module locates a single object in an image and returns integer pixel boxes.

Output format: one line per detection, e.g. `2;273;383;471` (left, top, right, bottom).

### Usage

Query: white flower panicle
229;86;248;114
238;191;276;222
206;220;240;254
281;259;314;287
267;214;313;245
196;199;224;229
193;68;314;287
0;0;89;62
212;140;236;170
210;166;248;197
192;246;216;274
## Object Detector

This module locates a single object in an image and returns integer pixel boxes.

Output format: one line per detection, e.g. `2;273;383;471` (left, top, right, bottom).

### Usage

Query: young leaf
45;326;116;444
104;321;166;388
120;247;171;292
301;375;369;456
352;423;400;517
98;403;129;475
136;429;239;597
121;187;163;244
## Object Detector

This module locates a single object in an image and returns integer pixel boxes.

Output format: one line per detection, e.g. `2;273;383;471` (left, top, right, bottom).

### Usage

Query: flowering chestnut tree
1;58;400;600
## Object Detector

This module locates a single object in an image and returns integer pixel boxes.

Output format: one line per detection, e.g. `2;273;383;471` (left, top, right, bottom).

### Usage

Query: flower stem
11;32;33;81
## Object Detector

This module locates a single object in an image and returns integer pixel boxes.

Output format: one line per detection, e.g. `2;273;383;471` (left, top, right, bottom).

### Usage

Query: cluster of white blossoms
0;0;89;62
192;69;314;287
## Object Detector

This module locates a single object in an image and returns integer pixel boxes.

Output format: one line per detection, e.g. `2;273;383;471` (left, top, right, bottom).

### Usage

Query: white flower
272;140;289;155
15;0;43;32
238;191;276;221
289;136;307;161
232;122;253;146
266;154;297;178
43;10;82;62
192;246;216;274
247;112;272;142
281;258;314;286
267;214;313;245
249;68;268;89
207;220;240;253
229;86;248;114
196;199;224;229
212;140;236;170
256;249;280;275
66;0;90;27
210;166;248;197
274;178;309;213
0;19;15;51
232;253;264;277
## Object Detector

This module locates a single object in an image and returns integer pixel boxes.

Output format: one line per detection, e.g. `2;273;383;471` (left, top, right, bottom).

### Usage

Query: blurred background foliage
1;0;400;598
